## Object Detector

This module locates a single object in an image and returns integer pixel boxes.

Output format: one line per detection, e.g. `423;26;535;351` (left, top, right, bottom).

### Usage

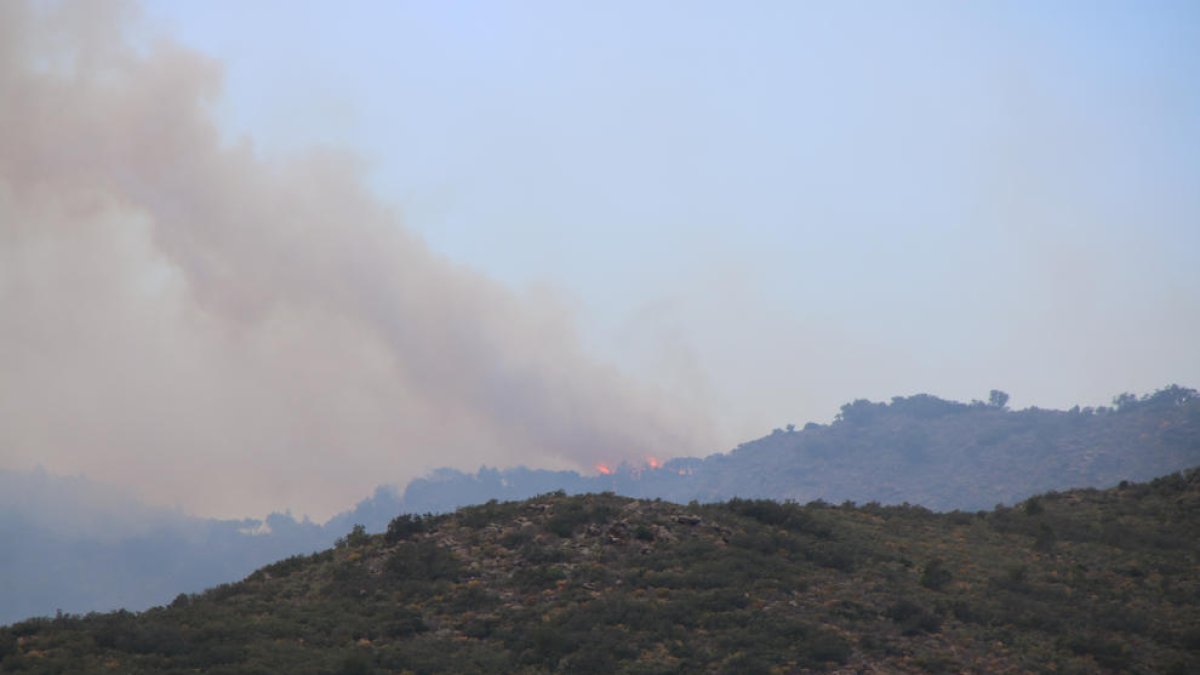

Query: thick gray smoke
0;1;711;518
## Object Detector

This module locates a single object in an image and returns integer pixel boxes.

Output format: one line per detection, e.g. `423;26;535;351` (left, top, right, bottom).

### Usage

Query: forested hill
675;385;1200;510
5;470;1198;673
333;385;1200;528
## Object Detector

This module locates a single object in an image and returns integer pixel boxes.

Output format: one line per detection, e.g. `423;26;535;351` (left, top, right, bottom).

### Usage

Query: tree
337;524;369;548
1113;392;1137;411
837;399;886;425
988;390;1010;409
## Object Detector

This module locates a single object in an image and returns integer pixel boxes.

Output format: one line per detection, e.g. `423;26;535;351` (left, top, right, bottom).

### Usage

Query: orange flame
595;463;613;475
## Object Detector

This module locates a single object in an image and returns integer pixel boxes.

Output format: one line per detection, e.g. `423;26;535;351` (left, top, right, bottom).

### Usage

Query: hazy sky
2;0;1198;519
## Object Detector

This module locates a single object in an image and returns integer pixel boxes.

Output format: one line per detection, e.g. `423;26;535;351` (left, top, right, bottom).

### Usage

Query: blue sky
3;1;1196;518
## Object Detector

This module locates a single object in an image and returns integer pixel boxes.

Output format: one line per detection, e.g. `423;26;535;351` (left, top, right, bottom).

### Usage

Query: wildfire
594;457;664;477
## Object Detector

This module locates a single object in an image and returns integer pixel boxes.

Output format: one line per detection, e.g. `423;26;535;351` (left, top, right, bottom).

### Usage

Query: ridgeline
335;385;1200;527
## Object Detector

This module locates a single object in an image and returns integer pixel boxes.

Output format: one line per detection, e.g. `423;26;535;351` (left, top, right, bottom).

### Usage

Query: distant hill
337;385;1200;525
6;470;1198;673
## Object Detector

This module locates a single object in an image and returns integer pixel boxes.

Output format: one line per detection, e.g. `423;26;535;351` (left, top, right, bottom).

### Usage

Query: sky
2;0;1198;520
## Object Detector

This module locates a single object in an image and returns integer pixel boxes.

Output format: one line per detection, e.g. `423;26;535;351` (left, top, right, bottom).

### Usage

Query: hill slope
336;385;1200;526
4;469;1198;673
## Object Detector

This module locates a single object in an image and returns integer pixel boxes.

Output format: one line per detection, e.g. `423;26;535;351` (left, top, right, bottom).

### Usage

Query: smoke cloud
0;1;711;519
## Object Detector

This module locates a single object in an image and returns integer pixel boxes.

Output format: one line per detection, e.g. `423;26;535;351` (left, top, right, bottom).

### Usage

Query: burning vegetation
594;456;666;478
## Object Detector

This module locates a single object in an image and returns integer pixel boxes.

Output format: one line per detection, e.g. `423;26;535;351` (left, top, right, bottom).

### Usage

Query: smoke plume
0;1;711;518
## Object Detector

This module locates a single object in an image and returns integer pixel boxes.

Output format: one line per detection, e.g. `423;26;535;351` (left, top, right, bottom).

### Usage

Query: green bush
386;540;462;582
885;599;942;635
384;514;430;543
920;558;953;590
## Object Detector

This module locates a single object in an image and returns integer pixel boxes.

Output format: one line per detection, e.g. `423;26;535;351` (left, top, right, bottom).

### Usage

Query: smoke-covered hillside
337;385;1200;528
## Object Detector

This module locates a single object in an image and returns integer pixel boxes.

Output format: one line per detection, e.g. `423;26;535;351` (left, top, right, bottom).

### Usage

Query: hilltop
4;469;1198;673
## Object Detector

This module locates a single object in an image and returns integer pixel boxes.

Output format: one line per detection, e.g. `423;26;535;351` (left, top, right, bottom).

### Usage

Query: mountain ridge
332;385;1200;530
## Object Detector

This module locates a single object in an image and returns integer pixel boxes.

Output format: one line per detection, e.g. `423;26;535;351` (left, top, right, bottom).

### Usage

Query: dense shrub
544;500;616;538
920;558;953;590
384;514;430;543
386;540;461;582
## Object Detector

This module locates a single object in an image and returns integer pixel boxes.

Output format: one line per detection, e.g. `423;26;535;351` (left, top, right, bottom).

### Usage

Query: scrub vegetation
4;469;1199;673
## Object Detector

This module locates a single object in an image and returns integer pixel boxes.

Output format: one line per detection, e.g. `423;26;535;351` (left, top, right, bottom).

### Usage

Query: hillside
4;470;1198;673
337;385;1200;526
